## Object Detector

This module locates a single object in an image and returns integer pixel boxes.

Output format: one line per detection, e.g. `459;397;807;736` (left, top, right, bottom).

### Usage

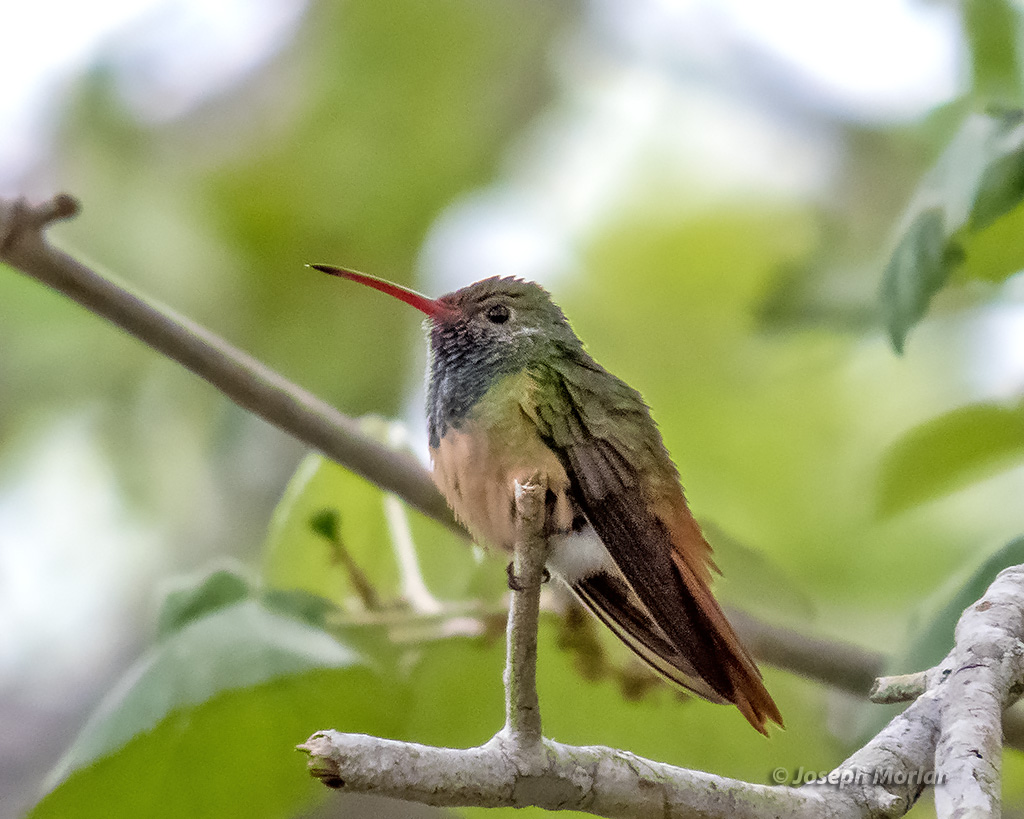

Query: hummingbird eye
484;304;511;324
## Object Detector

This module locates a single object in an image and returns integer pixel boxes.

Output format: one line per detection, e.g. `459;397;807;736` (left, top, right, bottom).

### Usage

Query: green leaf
264;451;505;609
29;664;401;819
47;600;362;786
156;568;252;638
260;588;340;630
959;198;1024;281
958;111;1024;281
263;453;399;606
879;208;960;354
880;111;1024;349
920;114;1006;230
877;401;1024;516
891;536;1024;674
970;139;1024;230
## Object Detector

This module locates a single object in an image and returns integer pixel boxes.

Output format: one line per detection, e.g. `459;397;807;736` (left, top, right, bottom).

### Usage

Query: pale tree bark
300;491;1024;818
4;194;1024;817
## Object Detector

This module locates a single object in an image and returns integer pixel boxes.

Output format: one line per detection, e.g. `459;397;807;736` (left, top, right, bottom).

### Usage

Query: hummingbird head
313;265;583;444
431;275;581;354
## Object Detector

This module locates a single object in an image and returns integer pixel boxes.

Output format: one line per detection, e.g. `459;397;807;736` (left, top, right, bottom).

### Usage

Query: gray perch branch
299;501;1024;817
307;565;1024;818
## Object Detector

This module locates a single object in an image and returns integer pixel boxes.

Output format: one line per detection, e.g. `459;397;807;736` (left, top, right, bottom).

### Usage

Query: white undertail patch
546;524;615;583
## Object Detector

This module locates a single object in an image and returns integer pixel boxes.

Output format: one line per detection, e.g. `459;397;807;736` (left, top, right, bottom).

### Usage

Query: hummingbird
314;265;782;735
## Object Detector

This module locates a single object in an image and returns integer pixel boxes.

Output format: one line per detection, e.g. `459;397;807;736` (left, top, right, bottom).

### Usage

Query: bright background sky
1;0;958;190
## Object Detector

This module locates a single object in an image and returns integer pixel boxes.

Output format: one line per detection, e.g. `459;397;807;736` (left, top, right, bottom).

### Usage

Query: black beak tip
309;264;342;276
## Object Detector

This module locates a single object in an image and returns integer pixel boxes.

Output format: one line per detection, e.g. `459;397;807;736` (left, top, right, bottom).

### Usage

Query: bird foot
505;562;550;591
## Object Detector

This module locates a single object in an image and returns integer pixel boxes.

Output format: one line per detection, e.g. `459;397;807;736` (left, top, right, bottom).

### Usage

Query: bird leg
506;561;549;590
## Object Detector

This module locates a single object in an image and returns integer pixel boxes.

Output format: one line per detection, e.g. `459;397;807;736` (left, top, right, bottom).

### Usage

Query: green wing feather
526;353;782;733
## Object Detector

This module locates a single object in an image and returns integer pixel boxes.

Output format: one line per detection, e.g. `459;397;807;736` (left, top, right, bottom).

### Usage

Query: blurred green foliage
6;0;1024;818
964;0;1024;106
877;401;1024;516
31;664;399;819
880;110;1024;352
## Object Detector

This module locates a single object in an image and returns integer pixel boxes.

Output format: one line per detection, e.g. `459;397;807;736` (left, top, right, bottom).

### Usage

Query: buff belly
430;415;574;552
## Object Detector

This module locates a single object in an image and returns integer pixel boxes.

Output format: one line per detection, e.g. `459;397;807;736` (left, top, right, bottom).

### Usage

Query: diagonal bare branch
0;194;459;532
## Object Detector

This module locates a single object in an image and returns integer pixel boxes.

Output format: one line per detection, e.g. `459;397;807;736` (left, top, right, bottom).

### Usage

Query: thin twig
298;674;942;818
319;526;383;612
870;671;930;704
726;608;885;696
300;730;835;818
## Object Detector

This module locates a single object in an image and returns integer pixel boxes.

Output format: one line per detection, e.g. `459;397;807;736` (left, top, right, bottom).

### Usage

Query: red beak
311;264;444;318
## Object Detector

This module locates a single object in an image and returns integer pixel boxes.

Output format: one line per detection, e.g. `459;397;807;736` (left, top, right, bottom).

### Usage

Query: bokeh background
4;1;1024;817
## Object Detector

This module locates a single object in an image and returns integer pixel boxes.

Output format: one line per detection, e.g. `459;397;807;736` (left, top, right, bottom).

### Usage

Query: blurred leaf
959;111;1024;283
754;259;878;334
702;521;816;623
881;111;1024;350
260;588;340;630
879;208;960;354
47;599;362;786
400;634;506;749
30;662;401;819
889;536;1024;676
970;137;1024;230
918;114;1004;228
264;450;505;609
263;452;399;605
963;0;1023;105
156;568;252;638
959;191;1024;282
877;401;1024;516
407;500;508;608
